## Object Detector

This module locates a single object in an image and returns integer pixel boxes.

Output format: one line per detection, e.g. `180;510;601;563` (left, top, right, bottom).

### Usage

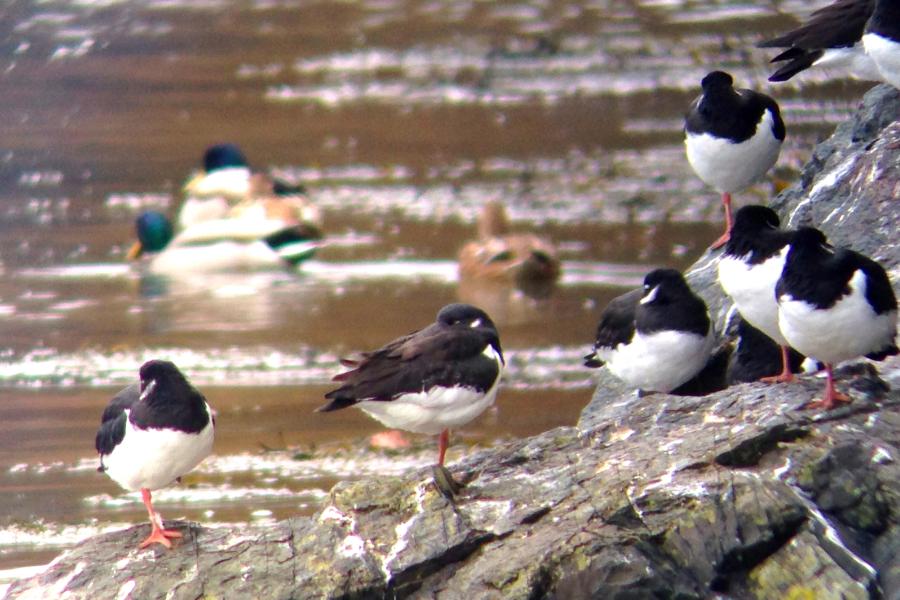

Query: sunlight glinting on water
0;344;600;389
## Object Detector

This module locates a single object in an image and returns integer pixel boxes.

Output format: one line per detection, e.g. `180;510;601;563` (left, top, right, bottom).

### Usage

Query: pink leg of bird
139;488;182;549
431;429;461;497
437;429;450;466
804;364;851;411
710;191;733;250
760;346;795;384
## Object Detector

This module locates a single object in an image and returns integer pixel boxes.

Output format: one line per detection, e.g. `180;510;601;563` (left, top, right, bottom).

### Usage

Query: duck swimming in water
457;201;560;286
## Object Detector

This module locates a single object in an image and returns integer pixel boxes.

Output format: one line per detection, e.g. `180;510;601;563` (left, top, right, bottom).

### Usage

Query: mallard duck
179;143;321;232
126;210;321;273
457;201;560;285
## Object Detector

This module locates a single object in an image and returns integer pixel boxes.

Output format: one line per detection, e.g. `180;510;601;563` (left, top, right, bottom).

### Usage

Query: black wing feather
758;0;873;50
758;0;874;81
584;288;641;368
99;383;139;424
95;383;139;471
320;324;498;410
857;255;898;316
95;413;128;459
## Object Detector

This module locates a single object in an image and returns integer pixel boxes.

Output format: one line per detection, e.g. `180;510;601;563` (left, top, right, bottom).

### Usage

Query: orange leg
760;346;795;384
804;364;851;410
710;192;733;250
139;488;182;549
437;429;450;466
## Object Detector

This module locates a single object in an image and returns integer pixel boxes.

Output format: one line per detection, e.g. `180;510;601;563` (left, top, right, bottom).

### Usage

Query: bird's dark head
701;70;734;93
132;211;174;255
732;204;780;232
138;359;188;397
437;303;503;361
791;227;832;254
640;268;691;306
437;303;497;331
203;143;249;173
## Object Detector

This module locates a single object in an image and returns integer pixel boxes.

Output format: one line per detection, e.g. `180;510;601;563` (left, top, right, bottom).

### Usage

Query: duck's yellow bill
126;241;144;260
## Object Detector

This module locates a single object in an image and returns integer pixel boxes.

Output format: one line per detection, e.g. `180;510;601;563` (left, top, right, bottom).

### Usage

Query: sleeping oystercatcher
584;269;715;393
317;303;504;494
863;0;900;88
718;205;801;383
96;360;215;549
758;0;882;82
726;317;809;384
776;227;898;410
684;71;786;249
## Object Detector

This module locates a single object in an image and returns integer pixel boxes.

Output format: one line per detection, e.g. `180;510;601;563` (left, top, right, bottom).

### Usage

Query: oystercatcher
718;205;800;383
317;303;504;494
96;360;215;549
776;227;898;410
863;0;900;88
726;317;809;384
684;71;785;249
584;269;715;393
759;0;881;82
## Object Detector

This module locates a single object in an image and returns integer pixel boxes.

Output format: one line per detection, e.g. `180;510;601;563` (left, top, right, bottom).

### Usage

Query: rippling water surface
0;0;873;575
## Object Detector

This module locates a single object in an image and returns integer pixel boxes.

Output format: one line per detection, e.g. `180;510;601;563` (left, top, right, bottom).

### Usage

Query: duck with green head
127;209;321;273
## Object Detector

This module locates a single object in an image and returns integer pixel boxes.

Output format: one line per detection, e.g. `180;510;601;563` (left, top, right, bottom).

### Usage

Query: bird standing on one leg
776;227;898;410
684;71;785;249
96;360;215;549
317;303;504;496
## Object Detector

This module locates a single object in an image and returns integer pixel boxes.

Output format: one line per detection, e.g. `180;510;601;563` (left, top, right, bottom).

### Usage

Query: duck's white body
146;215;319;274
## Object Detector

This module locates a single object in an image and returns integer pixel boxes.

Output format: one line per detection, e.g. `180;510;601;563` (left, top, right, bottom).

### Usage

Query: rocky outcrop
6;86;899;599
687;83;900;323
7;368;898;599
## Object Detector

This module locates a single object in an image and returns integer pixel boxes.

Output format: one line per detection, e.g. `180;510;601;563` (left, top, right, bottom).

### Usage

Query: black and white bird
684;71;786;249
758;0;882;82
863;0;900;88
718;205;800;383
726;317;809;385
95;360;215;549
776;227;898;410
584;269;715;393
317;303;504;489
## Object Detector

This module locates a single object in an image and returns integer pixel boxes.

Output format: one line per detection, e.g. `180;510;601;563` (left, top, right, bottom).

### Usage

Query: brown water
0;0;872;576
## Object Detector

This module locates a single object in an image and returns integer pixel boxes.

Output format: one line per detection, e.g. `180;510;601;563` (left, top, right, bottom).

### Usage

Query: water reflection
133;270;316;334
